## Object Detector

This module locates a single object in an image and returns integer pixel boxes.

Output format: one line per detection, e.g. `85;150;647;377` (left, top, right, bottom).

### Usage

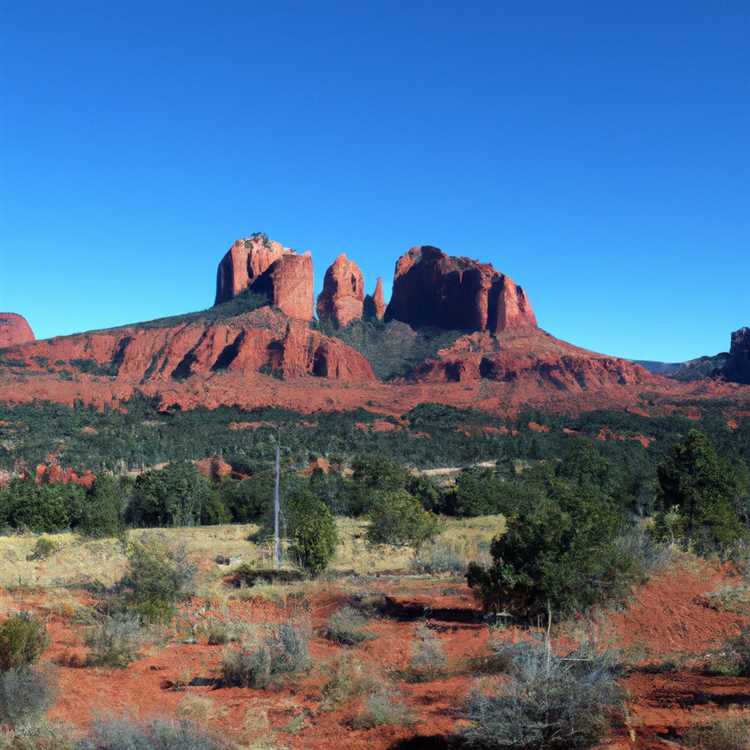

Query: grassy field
0;515;505;591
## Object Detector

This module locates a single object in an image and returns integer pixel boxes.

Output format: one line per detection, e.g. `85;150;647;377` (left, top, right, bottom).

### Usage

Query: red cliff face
0;313;35;347
214;235;314;320
364;277;386;321
725;327;750;384
385;246;536;333
316;254;365;328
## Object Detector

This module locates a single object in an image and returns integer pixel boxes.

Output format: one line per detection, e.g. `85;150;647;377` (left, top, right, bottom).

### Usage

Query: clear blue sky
1;1;748;361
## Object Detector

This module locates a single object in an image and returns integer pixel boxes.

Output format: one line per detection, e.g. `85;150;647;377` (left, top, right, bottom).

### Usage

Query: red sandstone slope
410;327;653;390
0;313;34;347
0;307;374;399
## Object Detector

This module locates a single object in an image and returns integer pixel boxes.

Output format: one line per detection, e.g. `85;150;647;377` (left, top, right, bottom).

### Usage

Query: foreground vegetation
2;397;750;747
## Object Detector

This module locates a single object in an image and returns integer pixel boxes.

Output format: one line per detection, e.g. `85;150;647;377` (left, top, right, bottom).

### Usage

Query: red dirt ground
2;559;749;749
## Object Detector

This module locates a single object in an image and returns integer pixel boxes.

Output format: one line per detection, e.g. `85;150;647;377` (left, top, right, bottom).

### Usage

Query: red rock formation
316;254;365;327
0;306;374;386
262;252;314;321
385;246;536;333
0;313;34;348
364;277;386;321
31;463;96;488
215;235;289;305
725;327;750;384
407;328;653;392
195;455;232;480
214;235;314;320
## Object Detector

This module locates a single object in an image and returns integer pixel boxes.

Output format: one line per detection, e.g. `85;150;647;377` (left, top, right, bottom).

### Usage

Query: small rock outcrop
724;327;750;384
214;235;314;320
385;246;536;333
316;254;365;328
0;313;34;348
363;277;386;321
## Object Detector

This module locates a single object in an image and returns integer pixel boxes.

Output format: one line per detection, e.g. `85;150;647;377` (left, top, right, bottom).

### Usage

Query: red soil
2;556;748;749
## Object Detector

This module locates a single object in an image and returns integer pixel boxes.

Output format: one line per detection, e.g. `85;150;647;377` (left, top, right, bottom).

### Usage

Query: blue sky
1;1;748;361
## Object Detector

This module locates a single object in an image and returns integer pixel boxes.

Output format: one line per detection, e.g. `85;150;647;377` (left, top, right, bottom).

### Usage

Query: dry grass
0;515;505;599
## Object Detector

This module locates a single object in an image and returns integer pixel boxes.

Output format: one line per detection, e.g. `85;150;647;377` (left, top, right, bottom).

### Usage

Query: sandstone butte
385;245;537;333
214;235;313;320
0;235;748;417
725;327;750;384
316;254;365;328
0;313;35;347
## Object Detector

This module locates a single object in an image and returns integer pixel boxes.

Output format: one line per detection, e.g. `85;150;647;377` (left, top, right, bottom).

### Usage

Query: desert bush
26;537;60;562
320;654;378;711
76;717;230;750
222;620;310;688
407;624;447;682
716;627;750;676
85;614;141;668
323;607;375;646
351;687;413;729
703;584;750;615
683;717;750;750
463;640;622;749
467;479;644;620
222;641;272;689
175;694;225;724
285;490;338;576
0;614;49;671
411;539;466;574
348;591;388;618
118;535;196;623
467;638;516;675
367;489;441;547
0;720;74;750
0;667;56;729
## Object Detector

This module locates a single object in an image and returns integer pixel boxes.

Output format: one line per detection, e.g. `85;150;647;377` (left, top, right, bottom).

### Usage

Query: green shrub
467;479;644;620
683;717;750;750
463;640;622;749
323;607;375;646
118;535;196;624
285;490;338;576
78;476;125;538
0;667;56;729
85;614;141;668
77;717;231;750
26;537;60;561
367;490;441;547
0;614;50;671
407;624;447;682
